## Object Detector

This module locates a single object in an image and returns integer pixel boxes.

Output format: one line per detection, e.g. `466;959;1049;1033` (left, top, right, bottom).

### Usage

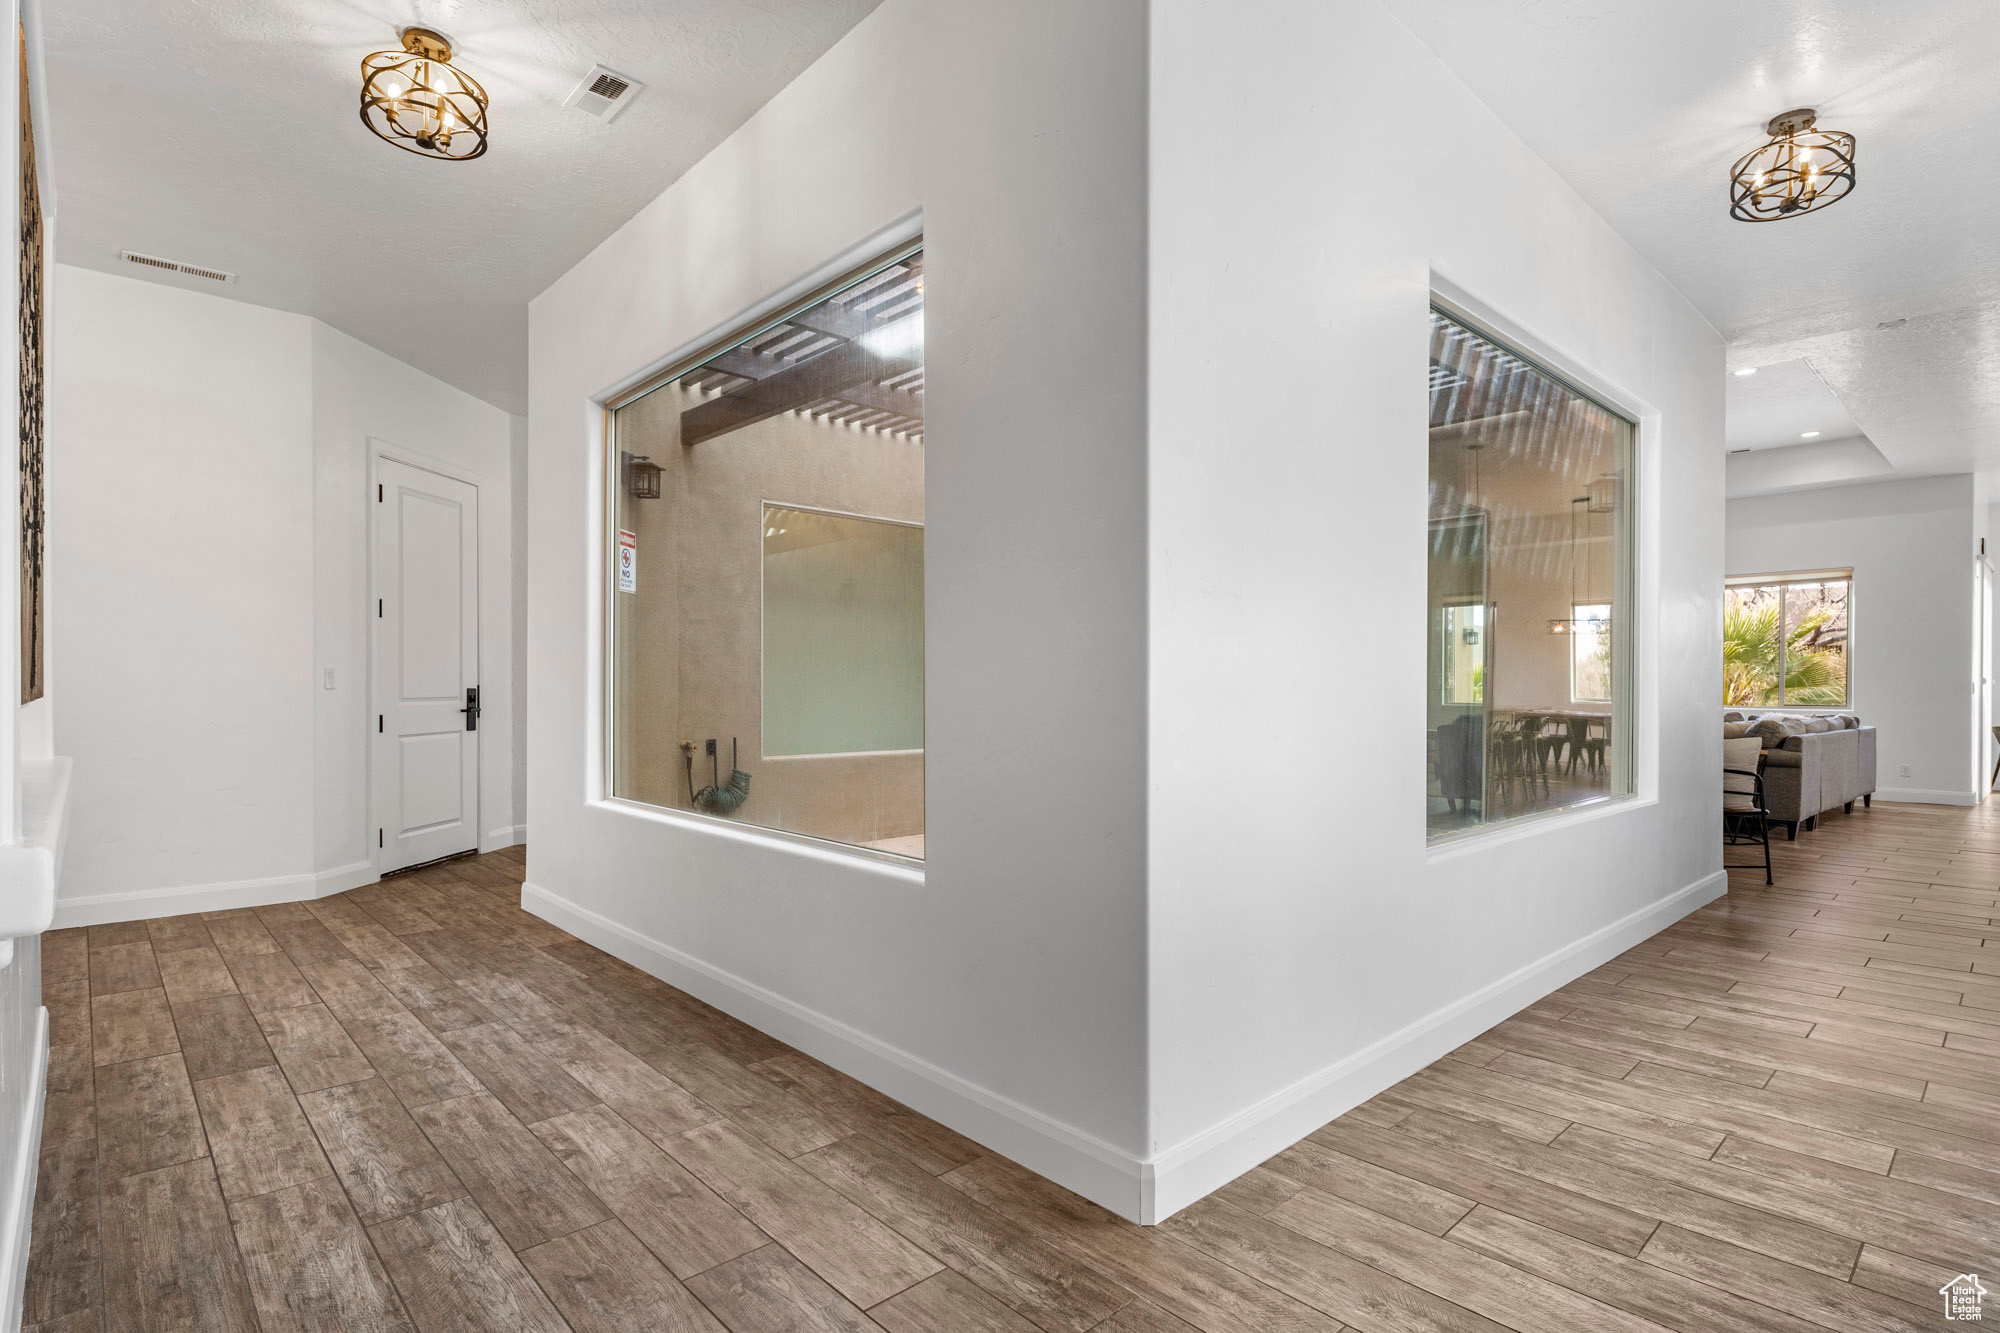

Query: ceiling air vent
118;250;238;284
561;64;643;123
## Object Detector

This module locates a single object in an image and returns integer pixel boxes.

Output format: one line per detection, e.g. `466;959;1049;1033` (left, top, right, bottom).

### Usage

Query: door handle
460;686;480;731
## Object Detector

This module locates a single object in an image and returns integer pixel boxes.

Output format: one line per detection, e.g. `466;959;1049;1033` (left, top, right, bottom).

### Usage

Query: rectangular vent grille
119;250;238;284
563;65;644;123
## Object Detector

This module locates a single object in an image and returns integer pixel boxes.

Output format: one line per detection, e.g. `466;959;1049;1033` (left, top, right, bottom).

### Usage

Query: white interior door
373;457;480;872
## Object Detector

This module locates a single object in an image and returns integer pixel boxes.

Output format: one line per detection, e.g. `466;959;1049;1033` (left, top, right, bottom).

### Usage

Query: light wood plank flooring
27;806;2000;1331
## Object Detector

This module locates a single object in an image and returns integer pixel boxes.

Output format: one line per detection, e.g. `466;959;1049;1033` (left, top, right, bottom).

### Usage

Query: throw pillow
1749;717;1793;745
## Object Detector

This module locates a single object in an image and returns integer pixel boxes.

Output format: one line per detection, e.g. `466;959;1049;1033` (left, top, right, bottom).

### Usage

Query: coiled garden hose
683;738;752;816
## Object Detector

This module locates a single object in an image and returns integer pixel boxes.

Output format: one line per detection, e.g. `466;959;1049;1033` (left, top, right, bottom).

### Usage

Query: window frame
596;234;928;870
1723;569;1853;711
1425;297;1642;849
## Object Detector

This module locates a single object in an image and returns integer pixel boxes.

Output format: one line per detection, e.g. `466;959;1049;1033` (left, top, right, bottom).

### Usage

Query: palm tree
1723;602;1846;706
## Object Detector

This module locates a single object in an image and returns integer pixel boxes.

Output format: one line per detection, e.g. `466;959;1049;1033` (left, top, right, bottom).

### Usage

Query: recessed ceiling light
1732;367;1758;377
1800;430;1822;438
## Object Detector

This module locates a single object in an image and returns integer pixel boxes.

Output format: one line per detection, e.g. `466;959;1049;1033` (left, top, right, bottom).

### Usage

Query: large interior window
1723;572;1851;709
607;246;926;860
1426;307;1636;841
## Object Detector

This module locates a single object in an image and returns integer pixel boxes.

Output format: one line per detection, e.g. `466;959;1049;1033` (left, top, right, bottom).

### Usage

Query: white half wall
1143;0;1728;1220
47;265;520;924
527;0;1151;1216
1728;474;1978;804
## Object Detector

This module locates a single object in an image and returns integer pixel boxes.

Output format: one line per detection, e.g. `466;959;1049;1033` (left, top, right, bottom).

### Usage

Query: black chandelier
1729;108;1854;222
359;28;489;162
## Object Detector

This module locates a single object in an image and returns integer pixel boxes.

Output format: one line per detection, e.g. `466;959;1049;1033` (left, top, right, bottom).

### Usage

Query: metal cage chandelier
1729;108;1854;222
359;28;489;162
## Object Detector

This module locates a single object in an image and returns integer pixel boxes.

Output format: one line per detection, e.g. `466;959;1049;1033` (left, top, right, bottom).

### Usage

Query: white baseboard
1140;868;1728;1221
522;881;1147;1219
0;1005;49;1332
481;825;527;853
1873;788;1978;807
315;861;381;896
50;860;379;927
525;868;1724;1225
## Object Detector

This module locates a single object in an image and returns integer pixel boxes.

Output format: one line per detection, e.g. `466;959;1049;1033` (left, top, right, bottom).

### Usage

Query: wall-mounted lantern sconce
621;451;662;499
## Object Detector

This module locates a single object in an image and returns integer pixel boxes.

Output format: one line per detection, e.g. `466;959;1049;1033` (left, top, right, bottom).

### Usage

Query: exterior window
1570;604;1611;703
1426;307;1636;841
607;246;926;860
1442;601;1484;705
1723;573;1850;709
761;504;924;759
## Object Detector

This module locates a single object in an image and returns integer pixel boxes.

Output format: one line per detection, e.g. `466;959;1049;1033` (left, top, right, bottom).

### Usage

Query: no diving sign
617;530;637;593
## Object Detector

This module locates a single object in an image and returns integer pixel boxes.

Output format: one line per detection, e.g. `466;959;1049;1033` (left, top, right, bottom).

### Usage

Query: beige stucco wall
612;384;925;848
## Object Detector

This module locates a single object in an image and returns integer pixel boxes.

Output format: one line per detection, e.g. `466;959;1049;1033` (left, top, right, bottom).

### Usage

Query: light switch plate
323;667;336;691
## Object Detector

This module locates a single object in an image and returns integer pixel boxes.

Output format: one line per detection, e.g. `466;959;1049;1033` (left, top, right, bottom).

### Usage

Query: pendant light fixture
1549;497;1585;636
360;28;489;161
1729;109;1854;222
1548;497;1613;637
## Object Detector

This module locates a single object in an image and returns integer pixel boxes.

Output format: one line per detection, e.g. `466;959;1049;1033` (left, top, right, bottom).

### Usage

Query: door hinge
378;829;384;848
378;598;383;618
378;714;383;733
378;483;383;502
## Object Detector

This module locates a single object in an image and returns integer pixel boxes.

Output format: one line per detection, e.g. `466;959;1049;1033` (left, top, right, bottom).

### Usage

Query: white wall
311;320;519;870
1728;474;1978;804
2;2;53;1318
48;267;317;905
524;0;1734;1226
510;413;529;839
1144;0;1727;1217
47;264;519;922
526;0;1152;1215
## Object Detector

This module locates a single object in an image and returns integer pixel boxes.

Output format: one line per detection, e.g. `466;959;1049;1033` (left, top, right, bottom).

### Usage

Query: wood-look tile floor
26;808;2000;1332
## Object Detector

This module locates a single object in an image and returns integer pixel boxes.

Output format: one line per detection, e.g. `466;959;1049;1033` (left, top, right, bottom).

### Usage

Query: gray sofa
1723;710;1877;839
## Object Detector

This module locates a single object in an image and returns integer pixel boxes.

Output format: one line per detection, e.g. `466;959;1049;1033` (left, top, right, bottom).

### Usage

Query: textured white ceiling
43;0;883;413
1724;359;1863;453
1380;0;2000;480
1733;303;2000;476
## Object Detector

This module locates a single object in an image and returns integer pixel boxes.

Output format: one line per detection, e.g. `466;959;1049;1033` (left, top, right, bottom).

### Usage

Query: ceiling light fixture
360;28;489;161
1732;367;1758;377
1729;109;1854;222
